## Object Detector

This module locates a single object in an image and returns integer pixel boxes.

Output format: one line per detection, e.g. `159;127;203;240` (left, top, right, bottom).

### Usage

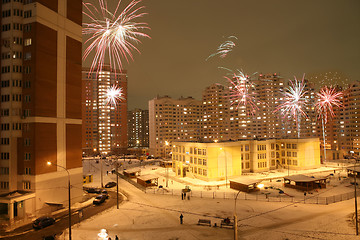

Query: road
0;190;121;240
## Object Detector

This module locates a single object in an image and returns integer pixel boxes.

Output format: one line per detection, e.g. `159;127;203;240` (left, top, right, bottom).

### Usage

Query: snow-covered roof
124;168;141;174
137;174;159;181
230;178;261;185
284;174;326;182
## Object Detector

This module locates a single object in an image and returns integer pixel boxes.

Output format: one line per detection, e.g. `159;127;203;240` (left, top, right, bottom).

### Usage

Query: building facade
148;96;202;157
172;138;321;181
0;0;83;224
339;82;360;156
82;66;128;156
127;108;149;148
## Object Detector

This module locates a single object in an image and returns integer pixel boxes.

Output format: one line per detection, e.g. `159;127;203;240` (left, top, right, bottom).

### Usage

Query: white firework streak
104;85;124;106
206;36;237;61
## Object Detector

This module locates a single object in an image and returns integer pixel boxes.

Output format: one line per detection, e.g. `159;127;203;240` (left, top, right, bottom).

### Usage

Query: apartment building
201;84;229;141
82;66;128;156
148;96;202;157
340;82;360;156
127;108;149;148
172;138;321;181
0;0;83;224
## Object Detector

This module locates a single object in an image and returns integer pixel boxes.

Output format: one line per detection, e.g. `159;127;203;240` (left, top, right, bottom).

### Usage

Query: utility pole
234;191;241;240
354;157;359;235
100;156;103;188
116;161;119;209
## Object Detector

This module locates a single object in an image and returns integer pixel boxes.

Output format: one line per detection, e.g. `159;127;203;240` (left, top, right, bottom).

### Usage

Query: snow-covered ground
69;159;360;240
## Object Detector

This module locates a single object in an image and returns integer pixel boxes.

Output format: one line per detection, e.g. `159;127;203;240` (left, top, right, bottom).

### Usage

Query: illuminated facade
201;84;229;141
127;108;149;148
172;138;321;181
148;96;202;157
82;67;128;155
237;73;286;139
339;82;360;156
0;0;83;223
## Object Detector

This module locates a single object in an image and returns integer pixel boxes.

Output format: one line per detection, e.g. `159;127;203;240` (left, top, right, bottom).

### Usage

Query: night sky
83;0;360;110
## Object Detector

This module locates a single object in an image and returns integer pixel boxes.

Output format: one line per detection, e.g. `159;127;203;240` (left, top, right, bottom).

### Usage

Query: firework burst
276;75;308;120
206;36;237;61
314;86;343;162
315;86;343;123
104;85;124;106
225;69;258;114
83;0;150;74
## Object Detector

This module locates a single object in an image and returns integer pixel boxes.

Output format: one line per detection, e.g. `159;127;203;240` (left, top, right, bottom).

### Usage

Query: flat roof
230;178;261;185
124;168;141;174
137;174;158;181
284;174;326;182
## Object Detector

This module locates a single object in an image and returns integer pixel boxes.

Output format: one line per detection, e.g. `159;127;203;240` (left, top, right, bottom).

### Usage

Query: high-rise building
339;81;360;156
201;84;230;142
201;73;286;141
127;108;149;148
0;0;83;223
238;73;285;139
148;96;202;157
82;67;128;156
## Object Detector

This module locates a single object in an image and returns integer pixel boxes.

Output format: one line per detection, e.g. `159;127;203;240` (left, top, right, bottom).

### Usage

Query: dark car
93;195;107;205
101;189;109;199
86;187;101;194
33;216;55;229
105;181;116;188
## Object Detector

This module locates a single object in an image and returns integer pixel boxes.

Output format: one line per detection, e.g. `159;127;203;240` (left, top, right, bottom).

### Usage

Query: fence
145;188;357;205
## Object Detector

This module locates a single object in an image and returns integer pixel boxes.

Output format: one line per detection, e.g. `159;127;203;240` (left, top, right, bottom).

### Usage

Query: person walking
181;192;184;200
115;235;119;240
180;214;183;224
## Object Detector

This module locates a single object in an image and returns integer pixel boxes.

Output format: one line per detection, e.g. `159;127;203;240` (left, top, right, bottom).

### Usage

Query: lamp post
116;161;119;209
351;151;359;235
164;141;169;187
234;190;241;240
47;161;72;240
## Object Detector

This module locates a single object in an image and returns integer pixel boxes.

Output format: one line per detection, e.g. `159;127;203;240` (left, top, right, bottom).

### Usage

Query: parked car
93;195;107;205
105;181;116;188
101;190;109;199
33;216;55;229
86;187;101;194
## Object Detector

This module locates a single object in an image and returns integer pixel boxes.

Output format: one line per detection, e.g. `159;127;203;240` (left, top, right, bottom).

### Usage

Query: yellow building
172;138;321;181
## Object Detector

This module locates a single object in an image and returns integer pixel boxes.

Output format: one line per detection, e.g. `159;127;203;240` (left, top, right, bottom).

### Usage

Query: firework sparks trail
83;0;150;74
206;36;237;61
314;86;342;162
276;75;308;120
275;75;308;136
314;86;343;123
223;69;259;114
104;85;124;106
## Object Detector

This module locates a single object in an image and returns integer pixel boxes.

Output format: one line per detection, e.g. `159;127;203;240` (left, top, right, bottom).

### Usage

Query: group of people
181;192;190;200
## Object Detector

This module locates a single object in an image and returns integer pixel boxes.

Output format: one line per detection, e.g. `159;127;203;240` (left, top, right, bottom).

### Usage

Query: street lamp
47;161;72;240
234;183;264;240
234;190;241;240
164;141;169;187
350;151;359;235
